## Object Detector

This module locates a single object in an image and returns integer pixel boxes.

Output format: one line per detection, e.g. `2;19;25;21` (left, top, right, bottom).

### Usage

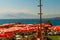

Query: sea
0;19;60;26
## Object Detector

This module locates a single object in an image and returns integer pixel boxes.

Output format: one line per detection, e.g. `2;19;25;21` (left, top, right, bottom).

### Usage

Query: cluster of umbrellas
0;23;39;38
40;23;60;32
0;23;60;38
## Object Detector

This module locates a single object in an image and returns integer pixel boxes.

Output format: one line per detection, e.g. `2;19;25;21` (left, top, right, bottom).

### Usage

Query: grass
48;36;59;40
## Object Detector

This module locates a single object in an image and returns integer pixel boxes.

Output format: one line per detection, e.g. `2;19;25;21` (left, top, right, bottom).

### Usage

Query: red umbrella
13;24;26;27
31;23;51;31
28;27;37;31
0;32;6;37
48;27;53;30
19;27;27;33
5;32;13;38
19;26;32;33
40;23;46;27
2;23;14;27
40;23;51;27
4;27;21;33
25;25;37;31
44;24;51;27
19;25;37;33
0;25;5;28
0;29;13;38
0;28;7;37
32;23;39;27
0;28;7;33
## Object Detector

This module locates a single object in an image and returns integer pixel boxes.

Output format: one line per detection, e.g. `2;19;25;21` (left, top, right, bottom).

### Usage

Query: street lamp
37;0;44;40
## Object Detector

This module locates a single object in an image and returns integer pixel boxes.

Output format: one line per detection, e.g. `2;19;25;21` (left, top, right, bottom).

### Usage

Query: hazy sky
0;0;60;19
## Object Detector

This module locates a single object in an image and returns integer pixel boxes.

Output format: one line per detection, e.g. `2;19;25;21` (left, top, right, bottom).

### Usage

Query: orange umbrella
48;26;60;31
53;26;60;31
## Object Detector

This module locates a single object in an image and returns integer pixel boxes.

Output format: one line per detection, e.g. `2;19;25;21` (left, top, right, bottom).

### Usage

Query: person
45;20;53;26
15;22;22;24
44;20;53;37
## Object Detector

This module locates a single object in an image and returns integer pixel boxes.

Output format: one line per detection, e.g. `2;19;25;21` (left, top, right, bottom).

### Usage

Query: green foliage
48;36;58;40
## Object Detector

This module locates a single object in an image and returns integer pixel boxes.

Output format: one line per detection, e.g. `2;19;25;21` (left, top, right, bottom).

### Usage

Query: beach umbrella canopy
13;24;26;27
0;28;13;38
26;25;37;31
2;23;11;26
48;27;54;30
0;32;6;37
18;25;37;33
44;24;51;27
0;25;5;28
19;27;27;33
0;28;7;33
0;28;7;37
40;23;46;27
28;27;37;31
41;23;51;27
2;23;14;27
37;23;51;27
32;23;39;27
0;30;13;38
5;32;13;38
19;26;32;33
53;26;60;31
48;26;60;31
4;27;21;33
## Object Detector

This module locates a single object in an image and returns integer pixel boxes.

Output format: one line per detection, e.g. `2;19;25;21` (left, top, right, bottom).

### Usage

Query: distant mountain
54;17;60;19
42;17;60;20
48;17;60;20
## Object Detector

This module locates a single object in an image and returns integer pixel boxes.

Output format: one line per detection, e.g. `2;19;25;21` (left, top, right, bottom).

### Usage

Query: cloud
0;8;39;19
0;8;60;19
0;8;31;13
0;13;39;19
0;8;39;15
42;8;60;18
42;13;60;18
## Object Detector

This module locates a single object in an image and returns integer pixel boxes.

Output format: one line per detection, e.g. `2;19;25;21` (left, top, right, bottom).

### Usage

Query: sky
0;0;60;19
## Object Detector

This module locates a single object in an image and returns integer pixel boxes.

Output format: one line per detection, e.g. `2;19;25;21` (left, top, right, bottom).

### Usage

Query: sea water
0;19;60;26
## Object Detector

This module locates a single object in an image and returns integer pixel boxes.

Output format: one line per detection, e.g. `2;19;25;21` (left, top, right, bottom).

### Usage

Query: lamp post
40;0;42;24
40;0;43;40
37;0;44;40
